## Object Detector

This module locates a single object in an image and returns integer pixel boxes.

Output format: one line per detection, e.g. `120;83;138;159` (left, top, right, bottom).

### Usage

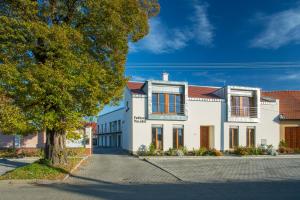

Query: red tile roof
127;82;220;99
127;82;145;94
188;85;221;99
262;91;300;120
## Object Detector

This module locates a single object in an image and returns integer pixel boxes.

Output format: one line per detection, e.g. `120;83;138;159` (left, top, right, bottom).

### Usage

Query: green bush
279;140;287;148
148;143;156;156
195;147;208;156
179;146;188;155
166;148;177;156
234;146;265;156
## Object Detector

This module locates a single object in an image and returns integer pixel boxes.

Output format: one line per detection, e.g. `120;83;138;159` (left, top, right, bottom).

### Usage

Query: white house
97;73;280;153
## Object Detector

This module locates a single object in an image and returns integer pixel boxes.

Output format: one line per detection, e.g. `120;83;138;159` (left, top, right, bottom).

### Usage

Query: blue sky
101;0;300;115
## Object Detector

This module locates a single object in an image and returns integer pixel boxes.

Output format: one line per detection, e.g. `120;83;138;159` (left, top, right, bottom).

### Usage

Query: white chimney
162;72;169;81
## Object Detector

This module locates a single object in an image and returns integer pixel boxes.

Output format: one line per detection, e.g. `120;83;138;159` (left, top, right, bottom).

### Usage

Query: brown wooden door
200;126;210;149
285;127;300;149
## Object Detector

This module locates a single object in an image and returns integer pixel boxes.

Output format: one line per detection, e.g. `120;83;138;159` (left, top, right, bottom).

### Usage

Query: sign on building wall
134;116;146;123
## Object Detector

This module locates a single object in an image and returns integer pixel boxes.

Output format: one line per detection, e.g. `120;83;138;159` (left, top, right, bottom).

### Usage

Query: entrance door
285;127;300;149
200;126;210;149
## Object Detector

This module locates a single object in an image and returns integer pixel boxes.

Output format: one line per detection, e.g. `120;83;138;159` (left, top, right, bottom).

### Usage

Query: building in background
0;124;93;155
263;91;300;149
97;73;281;153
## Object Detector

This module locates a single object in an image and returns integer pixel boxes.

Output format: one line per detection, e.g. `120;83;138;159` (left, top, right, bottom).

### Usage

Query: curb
62;156;89;181
139;154;300;160
0;156;89;184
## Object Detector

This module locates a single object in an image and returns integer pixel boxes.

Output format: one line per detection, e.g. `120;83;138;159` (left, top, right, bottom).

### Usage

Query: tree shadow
36;178;300;200
0;158;30;169
92;147;128;155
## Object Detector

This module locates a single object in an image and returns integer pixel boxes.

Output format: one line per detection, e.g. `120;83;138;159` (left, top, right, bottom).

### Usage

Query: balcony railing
152;103;185;115
231;106;258;118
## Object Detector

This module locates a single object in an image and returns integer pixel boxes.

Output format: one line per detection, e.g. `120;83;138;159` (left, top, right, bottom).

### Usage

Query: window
246;128;255;147
231;96;255;117
229;127;239;149
14;135;21;148
109;122;112;132
173;126;184;149
176;95;182;114
169;94;175;113
118;120;121;132
152;93;159;113
152;125;163;150
152;93;184;114
159;93;165;113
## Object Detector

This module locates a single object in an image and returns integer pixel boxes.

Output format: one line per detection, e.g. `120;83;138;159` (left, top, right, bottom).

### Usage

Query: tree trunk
44;129;68;166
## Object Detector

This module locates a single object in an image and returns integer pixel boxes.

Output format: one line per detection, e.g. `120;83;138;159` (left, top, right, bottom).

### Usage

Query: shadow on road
37;178;300;200
0;159;29;169
92;147;129;155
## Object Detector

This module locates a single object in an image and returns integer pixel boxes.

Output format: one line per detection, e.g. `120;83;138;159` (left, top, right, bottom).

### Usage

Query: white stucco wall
223;101;280;150
97;107;125;148
131;95;224;152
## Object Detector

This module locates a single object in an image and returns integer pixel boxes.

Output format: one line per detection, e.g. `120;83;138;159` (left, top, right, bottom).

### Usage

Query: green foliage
0;0;159;139
180;146;188;155
194;147;208;156
148;143;156;156
0;148;44;158
279;140;287;148
0;93;34;134
234;146;265;156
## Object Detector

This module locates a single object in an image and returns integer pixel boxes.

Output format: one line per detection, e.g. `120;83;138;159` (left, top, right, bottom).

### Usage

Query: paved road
147;157;300;182
0;149;300;200
0;158;38;175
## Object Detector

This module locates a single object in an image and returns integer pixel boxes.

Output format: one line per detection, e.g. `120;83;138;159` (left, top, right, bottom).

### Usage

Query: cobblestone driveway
67;148;178;184
1;151;300;200
147;156;300;182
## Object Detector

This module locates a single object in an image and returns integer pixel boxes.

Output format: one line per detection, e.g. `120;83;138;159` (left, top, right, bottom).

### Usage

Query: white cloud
129;18;190;54
192;2;214;46
251;6;300;49
131;75;146;82
277;72;300;81
192;71;226;84
130;1;214;54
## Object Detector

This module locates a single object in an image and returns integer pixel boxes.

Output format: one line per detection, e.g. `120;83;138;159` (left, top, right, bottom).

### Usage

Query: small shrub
278;147;294;154
234;146;265;156
166;148;177;156
234;147;249;156
195;147;207;156
180;146;188;155
210;149;223;156
148;143;156;156
279;140;287;148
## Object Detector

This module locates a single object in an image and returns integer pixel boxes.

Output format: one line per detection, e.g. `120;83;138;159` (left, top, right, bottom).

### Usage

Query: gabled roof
127;81;221;99
262;91;300;120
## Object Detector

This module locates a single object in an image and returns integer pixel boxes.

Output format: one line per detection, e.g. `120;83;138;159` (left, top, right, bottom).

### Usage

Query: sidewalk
0;157;39;176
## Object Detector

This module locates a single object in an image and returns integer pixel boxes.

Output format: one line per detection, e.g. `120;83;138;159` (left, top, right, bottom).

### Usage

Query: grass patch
0;157;82;180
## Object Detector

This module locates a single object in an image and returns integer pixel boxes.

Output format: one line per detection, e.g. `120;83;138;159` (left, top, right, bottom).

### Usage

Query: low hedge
0;147;88;158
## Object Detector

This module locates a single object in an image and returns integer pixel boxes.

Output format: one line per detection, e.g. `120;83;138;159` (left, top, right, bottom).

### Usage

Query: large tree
0;0;159;165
